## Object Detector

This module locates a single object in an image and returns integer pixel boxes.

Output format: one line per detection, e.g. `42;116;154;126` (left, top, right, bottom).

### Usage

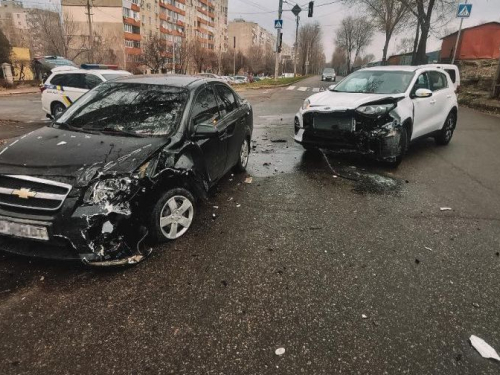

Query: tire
333;77;336;82
51;102;66;116
435;111;456;146
234;137;250;172
385;125;408;168
148;188;195;243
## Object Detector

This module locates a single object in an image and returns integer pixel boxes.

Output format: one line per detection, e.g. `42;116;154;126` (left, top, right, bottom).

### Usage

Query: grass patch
235;75;311;90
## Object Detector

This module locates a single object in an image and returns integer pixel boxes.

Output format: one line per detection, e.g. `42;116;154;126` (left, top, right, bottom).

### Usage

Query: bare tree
298;22;323;75
396;0;455;64
331;47;347;73
141;35;169;73
27;7;83;60
335;17;374;73
395;36;415;54
344;0;409;62
0;29;11;65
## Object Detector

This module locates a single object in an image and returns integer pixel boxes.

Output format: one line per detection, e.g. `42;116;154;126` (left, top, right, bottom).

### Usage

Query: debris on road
275;347;286;356
440;207;452;211
244;177;253;184
263;162;271;166
271;139;287;143
56;141;67;146
236;204;241;208
40;276;44;281
362;314;368;319
415;259;420;264
213;206;219;209
470;335;500;361
424;246;433;252
472;303;480;308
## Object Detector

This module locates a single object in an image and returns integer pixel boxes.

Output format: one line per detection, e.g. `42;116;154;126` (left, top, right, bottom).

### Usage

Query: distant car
0;76;253;266
321;68;336;82
41;64;132;117
295;66;458;166
425;64;460;91
233;76;248;84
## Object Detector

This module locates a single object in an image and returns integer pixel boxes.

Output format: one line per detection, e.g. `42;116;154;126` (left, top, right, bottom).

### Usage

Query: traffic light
308;1;314;17
278;32;283;53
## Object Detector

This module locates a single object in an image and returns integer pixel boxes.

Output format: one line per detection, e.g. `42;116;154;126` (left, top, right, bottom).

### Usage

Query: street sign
274;19;283;29
292;4;302;16
457;3;472;18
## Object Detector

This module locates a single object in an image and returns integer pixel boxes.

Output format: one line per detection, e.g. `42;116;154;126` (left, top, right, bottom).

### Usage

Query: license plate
0;220;49;241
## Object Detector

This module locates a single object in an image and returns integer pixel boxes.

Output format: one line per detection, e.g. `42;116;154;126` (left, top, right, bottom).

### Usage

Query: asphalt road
1;76;500;374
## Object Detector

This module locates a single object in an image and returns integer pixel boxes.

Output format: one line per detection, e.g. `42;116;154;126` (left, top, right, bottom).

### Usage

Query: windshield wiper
98;127;145;138
54;121;99;134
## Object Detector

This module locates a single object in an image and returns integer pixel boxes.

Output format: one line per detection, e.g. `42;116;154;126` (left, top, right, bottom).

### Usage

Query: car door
428;70;452;131
213;83;245;172
410;72;441;139
190;86;227;182
61;73;88;105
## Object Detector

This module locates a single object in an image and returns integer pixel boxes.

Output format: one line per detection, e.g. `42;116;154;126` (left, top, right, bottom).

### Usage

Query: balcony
125;47;142;55
131;3;140;12
124;32;141;41
159;2;185;16
159;13;168;21
199;0;215;8
196;7;215;19
123;17;140;27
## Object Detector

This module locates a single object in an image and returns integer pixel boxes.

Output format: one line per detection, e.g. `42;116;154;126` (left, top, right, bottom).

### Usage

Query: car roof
359;65;420;72
51;67;130;75
112;74;220;88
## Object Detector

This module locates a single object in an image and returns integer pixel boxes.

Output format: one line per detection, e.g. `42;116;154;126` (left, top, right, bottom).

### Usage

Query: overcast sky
228;0;500;61
21;0;500;62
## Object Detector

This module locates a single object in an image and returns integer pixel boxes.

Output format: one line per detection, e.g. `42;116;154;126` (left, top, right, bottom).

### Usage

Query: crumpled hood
0;127;168;186
306;91;404;111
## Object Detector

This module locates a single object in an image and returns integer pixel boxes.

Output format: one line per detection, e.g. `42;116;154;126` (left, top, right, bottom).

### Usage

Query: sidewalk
0;86;40;97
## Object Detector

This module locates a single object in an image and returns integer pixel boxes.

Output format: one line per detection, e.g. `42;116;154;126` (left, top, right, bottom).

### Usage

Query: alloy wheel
240;139;249;168
159;195;194;240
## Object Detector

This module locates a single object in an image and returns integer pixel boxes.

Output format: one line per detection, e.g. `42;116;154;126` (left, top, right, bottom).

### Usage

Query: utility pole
293;15;299;77
274;0;283;80
491;47;500;98
451;0;467;64
173;42;176;74
85;0;94;63
233;36;236;76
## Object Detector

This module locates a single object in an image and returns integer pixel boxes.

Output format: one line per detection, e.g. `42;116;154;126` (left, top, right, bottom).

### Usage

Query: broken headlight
84;178;132;205
302;99;311;110
356;103;396;117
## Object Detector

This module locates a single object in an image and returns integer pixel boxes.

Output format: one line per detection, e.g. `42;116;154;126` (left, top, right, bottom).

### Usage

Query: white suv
295;66;458;166
41;65;131;116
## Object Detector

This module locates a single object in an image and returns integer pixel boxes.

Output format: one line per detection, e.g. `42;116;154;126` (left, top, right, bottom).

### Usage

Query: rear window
323;69;335;74
445;69;456;83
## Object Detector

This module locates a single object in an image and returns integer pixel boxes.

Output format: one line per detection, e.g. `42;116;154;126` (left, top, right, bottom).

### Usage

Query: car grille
313;113;355;132
0;175;72;212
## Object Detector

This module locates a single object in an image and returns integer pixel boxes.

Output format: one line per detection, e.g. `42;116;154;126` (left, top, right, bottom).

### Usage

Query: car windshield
55;82;188;137
101;73;130;81
323;69;335;73
333;70;414;94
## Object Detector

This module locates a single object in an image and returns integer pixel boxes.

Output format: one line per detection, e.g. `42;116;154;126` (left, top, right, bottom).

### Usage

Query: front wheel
385;126;408;168
52;102;66;116
148;188;195;243
435;111;456;145
234;137;250;172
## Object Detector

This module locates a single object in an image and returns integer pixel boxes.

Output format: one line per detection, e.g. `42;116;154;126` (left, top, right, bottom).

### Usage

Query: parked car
41;64;131;117
0;76;253;266
233;76;248;84
425;64;460;91
32;55;77;82
295;66;458;166
321;68;336;82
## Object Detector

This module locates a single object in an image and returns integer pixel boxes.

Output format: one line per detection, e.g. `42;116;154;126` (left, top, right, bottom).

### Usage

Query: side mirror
192;123;218;140
415;88;433;98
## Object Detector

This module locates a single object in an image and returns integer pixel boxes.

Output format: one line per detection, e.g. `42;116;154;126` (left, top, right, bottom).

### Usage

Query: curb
0;90;39;97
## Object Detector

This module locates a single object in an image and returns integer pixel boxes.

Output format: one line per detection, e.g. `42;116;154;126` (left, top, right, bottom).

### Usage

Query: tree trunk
411;20;420;65
382;31;392;63
415;21;429;65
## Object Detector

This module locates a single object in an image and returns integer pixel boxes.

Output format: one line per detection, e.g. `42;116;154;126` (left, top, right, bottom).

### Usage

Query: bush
0;78;14;89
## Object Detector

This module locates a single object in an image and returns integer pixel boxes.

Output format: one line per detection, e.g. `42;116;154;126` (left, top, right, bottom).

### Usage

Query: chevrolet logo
12;188;36;199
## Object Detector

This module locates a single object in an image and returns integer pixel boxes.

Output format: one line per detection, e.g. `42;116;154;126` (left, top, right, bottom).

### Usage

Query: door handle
430;99;436;105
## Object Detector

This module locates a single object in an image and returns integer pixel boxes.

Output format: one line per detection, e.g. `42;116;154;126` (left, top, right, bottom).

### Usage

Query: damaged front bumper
294;109;403;162
0;184;151;266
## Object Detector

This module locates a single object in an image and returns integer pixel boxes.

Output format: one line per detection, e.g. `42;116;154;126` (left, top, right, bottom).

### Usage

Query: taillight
40;85;46;93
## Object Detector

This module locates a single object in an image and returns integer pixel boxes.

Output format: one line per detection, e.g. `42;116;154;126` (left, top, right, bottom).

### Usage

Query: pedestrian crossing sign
274;19;283;29
457;3;472;18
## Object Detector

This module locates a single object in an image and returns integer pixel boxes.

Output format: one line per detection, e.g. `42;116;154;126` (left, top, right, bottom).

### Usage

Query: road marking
287;86;296;90
320;87;325;91
312;87;320;92
297;87;308;91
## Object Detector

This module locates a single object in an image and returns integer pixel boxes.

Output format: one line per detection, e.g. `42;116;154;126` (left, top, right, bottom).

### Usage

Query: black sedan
0;75;253;266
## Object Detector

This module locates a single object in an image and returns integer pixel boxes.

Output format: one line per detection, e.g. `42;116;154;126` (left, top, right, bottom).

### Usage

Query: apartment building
0;0;29;47
61;0;228;72
228;19;291;56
